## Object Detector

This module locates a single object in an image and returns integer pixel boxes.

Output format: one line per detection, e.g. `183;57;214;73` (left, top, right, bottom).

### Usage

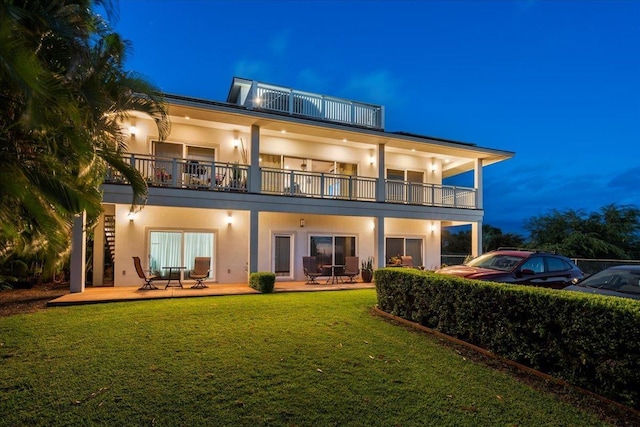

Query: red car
435;249;583;289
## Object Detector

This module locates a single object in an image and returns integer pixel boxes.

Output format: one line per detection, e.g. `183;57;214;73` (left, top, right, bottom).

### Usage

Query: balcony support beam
249;125;261;194
376;143;386;202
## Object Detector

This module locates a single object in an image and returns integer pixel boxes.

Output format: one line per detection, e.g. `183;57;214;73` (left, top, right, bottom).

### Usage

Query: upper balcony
105;153;478;209
227;77;385;130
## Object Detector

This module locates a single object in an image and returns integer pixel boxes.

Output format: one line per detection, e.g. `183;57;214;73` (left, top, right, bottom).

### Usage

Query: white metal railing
248;81;384;129
261;167;377;201
104;154;477;209
105;154;249;192
385;180;477;208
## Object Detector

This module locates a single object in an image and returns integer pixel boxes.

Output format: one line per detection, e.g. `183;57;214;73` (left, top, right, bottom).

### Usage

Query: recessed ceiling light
185;116;190;120
281;130;287;134
343;138;347;142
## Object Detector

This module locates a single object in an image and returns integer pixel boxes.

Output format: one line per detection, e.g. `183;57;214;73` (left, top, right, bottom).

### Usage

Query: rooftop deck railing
248;81;384;130
104;154;477;209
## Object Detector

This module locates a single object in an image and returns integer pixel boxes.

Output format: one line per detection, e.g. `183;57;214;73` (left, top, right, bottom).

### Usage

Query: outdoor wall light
431;163;437;173
233;138;240;148
128;125;137;136
369;155;375;165
430;223;436;233
299;218;305;228
127;210;136;221
226;215;233;225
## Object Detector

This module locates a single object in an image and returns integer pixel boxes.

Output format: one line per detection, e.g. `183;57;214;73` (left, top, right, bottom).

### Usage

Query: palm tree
0;0;169;281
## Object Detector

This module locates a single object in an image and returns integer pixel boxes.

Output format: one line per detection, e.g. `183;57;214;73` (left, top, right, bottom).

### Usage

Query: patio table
163;266;186;289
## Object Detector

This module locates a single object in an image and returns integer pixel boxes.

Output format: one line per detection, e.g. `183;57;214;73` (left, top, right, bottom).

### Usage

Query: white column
249;124;261;194
249;210;259;276
426;221;442;270
376;215;385;269
376;143;385;202
471;221;483;257
70;211;87;293
474;158;483;210
92;215;105;286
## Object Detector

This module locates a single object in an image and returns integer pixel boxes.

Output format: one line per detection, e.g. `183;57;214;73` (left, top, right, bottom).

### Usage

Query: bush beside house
249;272;276;293
374;268;640;410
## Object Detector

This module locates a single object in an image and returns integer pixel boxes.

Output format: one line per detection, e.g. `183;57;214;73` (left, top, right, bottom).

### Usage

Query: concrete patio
47;280;376;307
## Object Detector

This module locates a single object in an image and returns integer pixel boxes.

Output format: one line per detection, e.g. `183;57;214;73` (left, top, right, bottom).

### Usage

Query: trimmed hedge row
249;272;276;293
375;268;640;409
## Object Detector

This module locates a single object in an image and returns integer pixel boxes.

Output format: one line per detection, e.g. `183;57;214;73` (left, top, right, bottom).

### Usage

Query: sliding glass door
149;231;215;280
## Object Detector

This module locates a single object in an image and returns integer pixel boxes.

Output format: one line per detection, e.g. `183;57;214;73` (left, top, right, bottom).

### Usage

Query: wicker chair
303;256;322;284
343;256;360;283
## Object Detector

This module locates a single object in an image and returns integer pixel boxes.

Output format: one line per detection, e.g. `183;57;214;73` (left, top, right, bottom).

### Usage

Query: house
69;77;514;291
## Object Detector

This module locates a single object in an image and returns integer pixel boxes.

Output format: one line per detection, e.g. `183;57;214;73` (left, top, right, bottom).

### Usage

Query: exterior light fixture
127;210;136;221
430;223;436;233
300;218;305;228
233;138;240;148
281;130;286;134
226;215;233;225
128;125;137;136
370;156;375;165
431;163;437;173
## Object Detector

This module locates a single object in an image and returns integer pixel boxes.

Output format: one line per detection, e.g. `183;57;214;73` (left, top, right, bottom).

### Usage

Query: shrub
375;268;640;409
249;272;276;293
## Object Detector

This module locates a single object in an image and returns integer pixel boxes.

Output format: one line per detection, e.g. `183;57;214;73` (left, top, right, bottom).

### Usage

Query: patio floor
47;280;376;307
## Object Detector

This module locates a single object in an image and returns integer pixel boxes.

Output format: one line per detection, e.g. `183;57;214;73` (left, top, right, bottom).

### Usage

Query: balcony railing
247;81;384;130
385;180;477;209
104;154;477;209
261;167;376;201
105;154;249;192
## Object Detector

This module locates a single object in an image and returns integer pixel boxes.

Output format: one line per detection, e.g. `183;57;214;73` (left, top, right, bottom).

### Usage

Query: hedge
374;268;640;409
249;272;276;293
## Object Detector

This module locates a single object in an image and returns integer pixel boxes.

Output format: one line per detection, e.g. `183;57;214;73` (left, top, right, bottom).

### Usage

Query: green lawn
0;289;611;426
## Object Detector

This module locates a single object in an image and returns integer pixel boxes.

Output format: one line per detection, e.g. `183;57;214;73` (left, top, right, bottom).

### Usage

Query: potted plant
361;257;374;283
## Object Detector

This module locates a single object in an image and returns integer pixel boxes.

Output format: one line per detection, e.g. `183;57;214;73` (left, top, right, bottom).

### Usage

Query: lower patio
47;280;375;307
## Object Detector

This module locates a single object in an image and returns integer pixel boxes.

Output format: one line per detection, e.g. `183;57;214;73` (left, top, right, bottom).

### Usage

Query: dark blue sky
113;0;640;235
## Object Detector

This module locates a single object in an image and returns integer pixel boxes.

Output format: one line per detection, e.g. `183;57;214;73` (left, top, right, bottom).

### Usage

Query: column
70;211;87;293
249;124;261;194
249;209;259;276
471;221;483;258
376;215;385;269
376;143;386;202
474;158;483;210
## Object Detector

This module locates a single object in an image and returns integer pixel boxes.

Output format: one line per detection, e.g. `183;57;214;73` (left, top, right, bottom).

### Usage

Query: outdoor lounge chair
343;256;360;283
190;257;211;289
303;256;322;284
133;256;159;290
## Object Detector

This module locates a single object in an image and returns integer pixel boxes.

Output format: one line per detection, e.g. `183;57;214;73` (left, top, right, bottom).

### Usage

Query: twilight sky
112;0;640;235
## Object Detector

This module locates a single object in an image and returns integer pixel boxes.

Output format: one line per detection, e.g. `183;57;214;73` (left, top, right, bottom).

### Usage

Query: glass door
273;234;293;278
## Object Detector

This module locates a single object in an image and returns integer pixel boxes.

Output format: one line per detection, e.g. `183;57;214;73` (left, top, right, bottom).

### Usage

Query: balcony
104;154;477;209
228;78;385;130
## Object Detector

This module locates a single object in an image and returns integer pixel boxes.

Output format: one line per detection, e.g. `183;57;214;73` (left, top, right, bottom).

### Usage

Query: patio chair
343;256;360;283
133;256;159;290
303;256;322;284
190;257;211;289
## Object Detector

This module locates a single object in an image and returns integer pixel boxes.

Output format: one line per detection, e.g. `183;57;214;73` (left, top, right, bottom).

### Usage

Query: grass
0;289;618;426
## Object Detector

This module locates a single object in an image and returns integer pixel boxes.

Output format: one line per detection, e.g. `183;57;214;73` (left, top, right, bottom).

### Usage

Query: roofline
162;92;515;159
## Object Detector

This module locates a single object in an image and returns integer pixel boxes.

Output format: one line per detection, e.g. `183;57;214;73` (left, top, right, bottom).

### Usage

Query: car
563;265;640;300
435;249;583;289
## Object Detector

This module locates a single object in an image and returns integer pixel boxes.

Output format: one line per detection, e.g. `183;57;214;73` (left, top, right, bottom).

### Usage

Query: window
149;231;215;280
309;235;356;266
546;257;572;272
385;237;423;266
